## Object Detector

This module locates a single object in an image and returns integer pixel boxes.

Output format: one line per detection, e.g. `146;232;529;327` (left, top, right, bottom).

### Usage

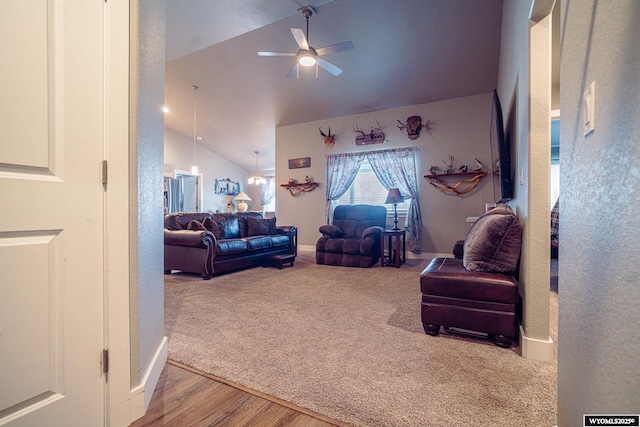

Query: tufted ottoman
420;257;519;347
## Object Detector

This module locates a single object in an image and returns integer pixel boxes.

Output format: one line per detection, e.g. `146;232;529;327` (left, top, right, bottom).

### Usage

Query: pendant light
191;85;199;175
248;151;266;185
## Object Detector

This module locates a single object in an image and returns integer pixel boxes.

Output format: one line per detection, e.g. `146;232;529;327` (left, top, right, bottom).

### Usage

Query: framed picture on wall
215;178;240;196
289;157;311;169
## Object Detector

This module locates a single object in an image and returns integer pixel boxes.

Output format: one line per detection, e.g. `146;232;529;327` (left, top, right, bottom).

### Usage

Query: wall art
214;178;240;196
288;157;311;169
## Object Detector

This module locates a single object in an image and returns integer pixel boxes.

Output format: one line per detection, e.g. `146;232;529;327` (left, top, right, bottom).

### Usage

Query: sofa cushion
187;220;207;231
218;217;240;239
247;216;277;236
246;236;273;251
338;219;379;238
270;234;291;247
463;206;522;273
202;217;221;239
216;239;247;255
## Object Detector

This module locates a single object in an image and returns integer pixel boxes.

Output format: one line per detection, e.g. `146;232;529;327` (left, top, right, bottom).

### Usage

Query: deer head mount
319;127;335;149
353;120;385;145
397;115;433;140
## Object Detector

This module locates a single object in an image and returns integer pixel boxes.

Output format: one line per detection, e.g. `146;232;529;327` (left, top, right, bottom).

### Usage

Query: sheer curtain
366;147;422;253
260;176;275;215
325;152;366;222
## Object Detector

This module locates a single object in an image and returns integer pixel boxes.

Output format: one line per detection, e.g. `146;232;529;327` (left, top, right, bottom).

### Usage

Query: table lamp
385;188;404;230
233;191;252;212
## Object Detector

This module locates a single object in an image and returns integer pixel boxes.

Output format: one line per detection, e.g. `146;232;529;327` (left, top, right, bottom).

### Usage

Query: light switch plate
584;81;596;136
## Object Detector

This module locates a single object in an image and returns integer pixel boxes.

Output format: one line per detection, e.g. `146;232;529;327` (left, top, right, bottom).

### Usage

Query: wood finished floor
130;360;348;427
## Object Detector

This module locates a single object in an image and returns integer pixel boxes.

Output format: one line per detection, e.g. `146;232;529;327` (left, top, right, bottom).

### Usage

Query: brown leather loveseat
164;212;297;279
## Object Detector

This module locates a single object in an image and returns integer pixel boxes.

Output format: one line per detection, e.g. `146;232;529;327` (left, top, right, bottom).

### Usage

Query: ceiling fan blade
290;28;309;50
317;57;343;76
258;51;296;57
286;63;298;78
315;41;354;56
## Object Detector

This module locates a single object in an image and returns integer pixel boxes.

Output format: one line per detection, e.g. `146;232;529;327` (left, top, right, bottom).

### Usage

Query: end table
381;229;406;268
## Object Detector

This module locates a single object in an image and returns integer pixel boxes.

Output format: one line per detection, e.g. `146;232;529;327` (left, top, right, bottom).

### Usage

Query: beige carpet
165;252;557;426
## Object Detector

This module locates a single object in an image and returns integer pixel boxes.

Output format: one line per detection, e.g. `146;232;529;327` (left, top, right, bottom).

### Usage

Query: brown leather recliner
316;204;387;268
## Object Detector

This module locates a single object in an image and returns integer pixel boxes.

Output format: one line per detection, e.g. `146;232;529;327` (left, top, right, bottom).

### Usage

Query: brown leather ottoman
420;257;519;347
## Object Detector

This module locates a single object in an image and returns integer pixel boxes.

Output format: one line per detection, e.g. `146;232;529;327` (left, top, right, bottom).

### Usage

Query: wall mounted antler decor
397;115;433;140
353;119;385;145
319;126;335;148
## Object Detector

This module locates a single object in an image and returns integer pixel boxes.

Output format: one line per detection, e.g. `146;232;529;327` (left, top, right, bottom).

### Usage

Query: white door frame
104;0;132;425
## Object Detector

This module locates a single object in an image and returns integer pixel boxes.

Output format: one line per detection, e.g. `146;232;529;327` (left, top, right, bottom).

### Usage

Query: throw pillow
238;215;249;237
186;220;207;231
218;217;240;239
463;205;522;273
202;217;221;239
247;216;277;236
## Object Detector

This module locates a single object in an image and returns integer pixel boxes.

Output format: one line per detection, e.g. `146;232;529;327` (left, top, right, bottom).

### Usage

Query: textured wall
558;1;640;423
275;93;498;254
129;0;167;385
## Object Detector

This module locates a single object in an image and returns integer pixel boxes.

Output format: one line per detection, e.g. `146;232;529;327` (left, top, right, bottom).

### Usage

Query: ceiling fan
258;6;354;78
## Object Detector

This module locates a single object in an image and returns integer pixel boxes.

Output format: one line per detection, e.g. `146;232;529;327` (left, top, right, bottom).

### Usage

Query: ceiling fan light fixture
298;53;316;67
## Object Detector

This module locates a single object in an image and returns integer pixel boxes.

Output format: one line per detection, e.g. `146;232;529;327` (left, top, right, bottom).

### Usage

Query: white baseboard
298;244;315;252
130;336;168;422
519;325;554;362
412;252;450;260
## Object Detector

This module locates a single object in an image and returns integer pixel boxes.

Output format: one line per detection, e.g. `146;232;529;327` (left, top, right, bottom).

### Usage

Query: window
264;197;275;212
336;160;410;211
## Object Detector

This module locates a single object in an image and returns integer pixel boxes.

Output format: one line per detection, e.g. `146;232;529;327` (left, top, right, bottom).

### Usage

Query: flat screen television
491;89;513;203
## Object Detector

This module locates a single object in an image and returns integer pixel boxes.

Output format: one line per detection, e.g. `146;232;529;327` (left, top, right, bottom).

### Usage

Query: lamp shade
385;188;404;204
233;192;251;202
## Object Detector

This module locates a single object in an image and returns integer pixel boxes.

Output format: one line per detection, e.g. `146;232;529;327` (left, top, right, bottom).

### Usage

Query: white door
180;175;199;212
0;1;105;426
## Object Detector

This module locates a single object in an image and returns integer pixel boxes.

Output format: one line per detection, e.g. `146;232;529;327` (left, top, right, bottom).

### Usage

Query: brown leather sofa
420;206;522;347
164;212;297;279
316;204;386;267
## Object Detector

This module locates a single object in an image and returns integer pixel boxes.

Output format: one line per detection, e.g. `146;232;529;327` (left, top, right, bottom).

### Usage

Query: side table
381;229;406;268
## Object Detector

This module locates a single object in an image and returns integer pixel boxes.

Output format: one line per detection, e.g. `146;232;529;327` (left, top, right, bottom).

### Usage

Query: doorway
164;170;203;213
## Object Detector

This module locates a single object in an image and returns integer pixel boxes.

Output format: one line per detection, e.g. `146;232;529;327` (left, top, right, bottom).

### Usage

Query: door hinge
101;349;109;374
102;160;108;186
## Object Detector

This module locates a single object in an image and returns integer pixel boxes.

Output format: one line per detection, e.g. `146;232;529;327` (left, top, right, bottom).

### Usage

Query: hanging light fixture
248;151;267;185
191;85;199;175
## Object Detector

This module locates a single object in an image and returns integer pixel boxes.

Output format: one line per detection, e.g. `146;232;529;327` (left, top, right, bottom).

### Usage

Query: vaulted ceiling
163;0;503;172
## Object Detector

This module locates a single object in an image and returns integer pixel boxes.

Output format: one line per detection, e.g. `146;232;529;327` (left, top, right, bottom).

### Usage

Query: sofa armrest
164;229;216;248
277;225;298;256
319;224;343;238
362;226;383;239
277;225;295;235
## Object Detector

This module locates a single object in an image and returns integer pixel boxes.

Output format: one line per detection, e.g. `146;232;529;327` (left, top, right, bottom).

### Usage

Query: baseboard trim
519;325;554;362
130;336;168;422
412;252;449;260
